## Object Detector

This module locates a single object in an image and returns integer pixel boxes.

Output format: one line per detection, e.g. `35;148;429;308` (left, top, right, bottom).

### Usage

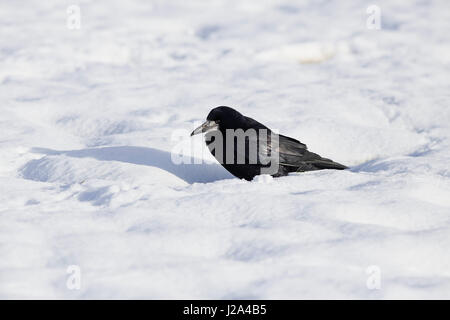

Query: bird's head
190;106;244;136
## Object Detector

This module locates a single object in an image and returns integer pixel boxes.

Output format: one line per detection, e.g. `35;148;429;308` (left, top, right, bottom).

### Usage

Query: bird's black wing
275;134;347;171
236;132;346;171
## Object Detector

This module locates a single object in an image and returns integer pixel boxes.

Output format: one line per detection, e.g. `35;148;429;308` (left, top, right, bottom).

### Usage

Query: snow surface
1;0;450;299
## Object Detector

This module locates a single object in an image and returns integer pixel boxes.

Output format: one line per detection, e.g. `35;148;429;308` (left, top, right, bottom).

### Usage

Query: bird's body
191;106;347;180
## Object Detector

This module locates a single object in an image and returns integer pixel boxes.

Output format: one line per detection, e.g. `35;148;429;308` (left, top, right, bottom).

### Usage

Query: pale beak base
190;120;219;136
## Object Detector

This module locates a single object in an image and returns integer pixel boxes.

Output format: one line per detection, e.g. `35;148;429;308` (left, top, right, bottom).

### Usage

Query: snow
1;0;450;299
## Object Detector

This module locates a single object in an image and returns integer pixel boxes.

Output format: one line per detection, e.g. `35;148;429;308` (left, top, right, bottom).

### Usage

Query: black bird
191;106;347;181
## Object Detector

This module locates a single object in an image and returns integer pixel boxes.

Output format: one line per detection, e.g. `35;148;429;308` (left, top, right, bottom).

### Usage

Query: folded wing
276;134;347;171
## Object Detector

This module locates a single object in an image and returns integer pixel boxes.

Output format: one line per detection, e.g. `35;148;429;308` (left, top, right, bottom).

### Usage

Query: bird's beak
190;120;219;136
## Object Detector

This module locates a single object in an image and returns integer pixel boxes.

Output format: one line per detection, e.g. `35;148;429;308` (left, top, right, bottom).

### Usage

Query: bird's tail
295;151;348;172
309;158;348;170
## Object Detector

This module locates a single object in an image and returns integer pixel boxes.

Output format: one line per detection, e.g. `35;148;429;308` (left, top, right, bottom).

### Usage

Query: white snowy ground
1;0;450;299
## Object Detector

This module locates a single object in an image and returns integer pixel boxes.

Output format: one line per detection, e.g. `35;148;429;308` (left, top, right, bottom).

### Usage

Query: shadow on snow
27;146;233;184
